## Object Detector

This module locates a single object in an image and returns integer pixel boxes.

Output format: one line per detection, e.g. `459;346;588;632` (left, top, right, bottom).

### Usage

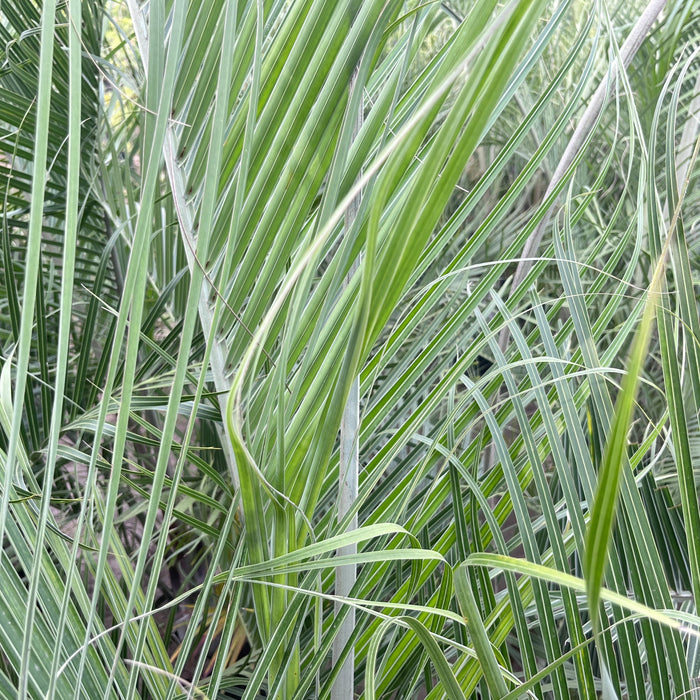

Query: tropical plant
1;0;700;697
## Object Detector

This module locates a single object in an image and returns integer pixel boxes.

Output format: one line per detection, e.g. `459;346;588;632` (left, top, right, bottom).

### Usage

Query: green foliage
1;0;700;697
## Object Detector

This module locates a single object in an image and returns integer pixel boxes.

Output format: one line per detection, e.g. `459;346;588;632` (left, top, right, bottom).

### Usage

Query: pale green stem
502;0;668;349
332;69;362;700
126;0;242;497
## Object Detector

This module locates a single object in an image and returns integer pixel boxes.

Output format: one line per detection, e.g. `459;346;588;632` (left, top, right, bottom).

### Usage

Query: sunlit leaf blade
584;248;667;631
